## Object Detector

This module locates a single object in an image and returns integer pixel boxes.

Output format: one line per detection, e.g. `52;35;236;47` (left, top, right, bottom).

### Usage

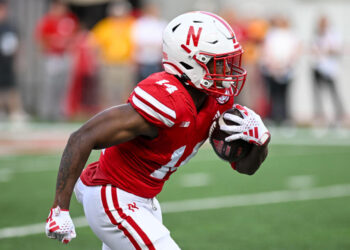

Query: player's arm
233;137;270;175
52;103;157;210
46;104;157;244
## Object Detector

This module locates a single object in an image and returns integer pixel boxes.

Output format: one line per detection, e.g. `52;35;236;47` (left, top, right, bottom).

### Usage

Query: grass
0;140;350;249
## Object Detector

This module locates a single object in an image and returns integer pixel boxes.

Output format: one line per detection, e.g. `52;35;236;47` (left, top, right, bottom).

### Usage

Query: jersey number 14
150;141;204;180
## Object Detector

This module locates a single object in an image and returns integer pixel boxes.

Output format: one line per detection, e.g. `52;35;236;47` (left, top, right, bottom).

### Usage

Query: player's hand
220;104;270;146
45;206;76;244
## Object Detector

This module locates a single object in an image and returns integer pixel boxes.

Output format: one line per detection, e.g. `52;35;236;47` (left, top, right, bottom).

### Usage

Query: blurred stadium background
3;0;350;124
0;0;350;249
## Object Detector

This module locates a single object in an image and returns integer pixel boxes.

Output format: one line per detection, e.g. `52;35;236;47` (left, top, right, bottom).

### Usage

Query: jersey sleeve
128;82;178;128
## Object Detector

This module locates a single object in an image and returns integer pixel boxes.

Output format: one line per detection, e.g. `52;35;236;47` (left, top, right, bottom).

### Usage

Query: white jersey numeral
150;141;204;180
150;146;186;179
155;79;169;85
155;79;177;94
179;141;204;166
164;84;178;94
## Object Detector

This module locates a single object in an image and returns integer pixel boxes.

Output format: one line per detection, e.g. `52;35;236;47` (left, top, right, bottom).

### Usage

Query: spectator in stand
35;0;78;121
65;22;99;120
91;0;135;109
260;16;300;125
131;2;166;85
0;0;26;122
311;15;345;127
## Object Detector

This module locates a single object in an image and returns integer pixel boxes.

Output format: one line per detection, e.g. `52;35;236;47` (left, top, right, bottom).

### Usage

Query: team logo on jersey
216;89;230;104
127;202;139;212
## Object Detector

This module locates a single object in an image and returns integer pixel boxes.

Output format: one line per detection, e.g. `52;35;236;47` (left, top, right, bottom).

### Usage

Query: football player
45;11;270;249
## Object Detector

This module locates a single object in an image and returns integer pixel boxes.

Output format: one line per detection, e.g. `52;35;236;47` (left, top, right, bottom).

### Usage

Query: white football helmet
162;11;247;97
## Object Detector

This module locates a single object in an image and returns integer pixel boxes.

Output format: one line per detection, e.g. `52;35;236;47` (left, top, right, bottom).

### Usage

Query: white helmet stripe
199;11;236;42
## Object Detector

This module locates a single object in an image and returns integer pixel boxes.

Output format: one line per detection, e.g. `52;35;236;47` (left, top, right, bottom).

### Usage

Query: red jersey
81;72;234;198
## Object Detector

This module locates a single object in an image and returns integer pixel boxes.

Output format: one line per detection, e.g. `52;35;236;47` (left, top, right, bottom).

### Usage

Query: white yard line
1;184;350;239
161;184;350;213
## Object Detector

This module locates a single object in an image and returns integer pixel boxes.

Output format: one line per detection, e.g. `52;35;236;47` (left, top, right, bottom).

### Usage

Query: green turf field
0;128;350;250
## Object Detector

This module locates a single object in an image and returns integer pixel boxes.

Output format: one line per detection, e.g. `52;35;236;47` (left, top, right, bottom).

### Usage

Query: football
209;108;253;162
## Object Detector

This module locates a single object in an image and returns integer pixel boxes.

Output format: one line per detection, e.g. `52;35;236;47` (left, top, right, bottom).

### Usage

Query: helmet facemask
195;50;247;97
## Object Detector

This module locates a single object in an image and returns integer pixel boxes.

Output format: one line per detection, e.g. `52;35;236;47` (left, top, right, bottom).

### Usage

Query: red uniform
81;71;234;198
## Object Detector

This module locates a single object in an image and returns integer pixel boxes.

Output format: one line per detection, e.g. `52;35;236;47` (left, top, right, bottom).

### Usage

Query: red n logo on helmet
186;26;202;47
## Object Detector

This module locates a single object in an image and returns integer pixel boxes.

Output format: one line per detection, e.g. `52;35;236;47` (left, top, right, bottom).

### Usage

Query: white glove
45;206;76;244
220;104;270;146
